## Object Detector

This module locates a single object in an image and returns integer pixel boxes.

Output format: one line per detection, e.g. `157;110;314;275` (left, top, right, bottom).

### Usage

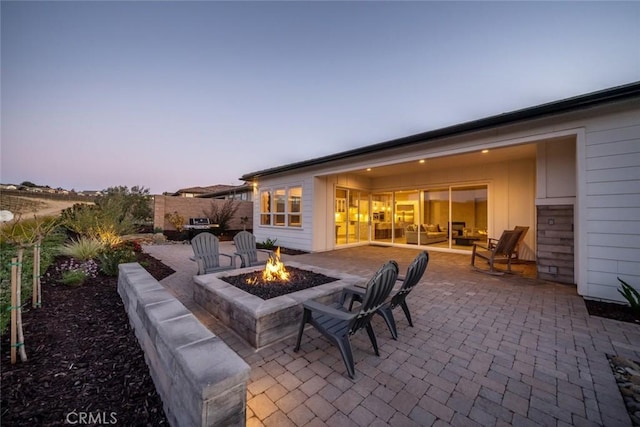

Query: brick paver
144;242;640;426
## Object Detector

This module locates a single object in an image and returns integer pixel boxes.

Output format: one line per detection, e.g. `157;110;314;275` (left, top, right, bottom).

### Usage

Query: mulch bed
584;299;640;325
0;253;174;426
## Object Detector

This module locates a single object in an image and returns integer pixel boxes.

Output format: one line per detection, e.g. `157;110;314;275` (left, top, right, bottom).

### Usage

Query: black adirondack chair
348;251;429;339
294;260;399;379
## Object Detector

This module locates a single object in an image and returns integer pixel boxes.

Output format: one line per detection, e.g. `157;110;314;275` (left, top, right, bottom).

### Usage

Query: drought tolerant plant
164;211;185;232
61;202;134;239
59;237;105;261
97;241;138;276
99;185;152;224
618;277;640;312
53;258;99;287
204;199;241;234
258;237;278;250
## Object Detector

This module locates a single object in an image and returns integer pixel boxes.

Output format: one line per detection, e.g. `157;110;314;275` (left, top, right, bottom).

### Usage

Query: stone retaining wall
118;263;250;427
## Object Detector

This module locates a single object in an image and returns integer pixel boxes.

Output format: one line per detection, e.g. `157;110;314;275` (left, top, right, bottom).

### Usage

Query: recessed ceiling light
366;168;372;171
419;159;425;163
482;149;489;154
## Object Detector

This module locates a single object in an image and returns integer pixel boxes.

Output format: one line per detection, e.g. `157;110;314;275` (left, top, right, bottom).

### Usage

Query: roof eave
240;81;640;181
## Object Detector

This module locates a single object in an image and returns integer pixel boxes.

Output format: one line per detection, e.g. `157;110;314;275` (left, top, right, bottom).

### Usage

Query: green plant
153;227;163;234
164;211;185;232
98;245;137;276
204;200;240;234
99;185;152;223
618;277;640;312
58;237;104;260
0;214;59;246
0;217;64;333
258;237;278;250
59;269;89;286
53;258;99;287
60;193;138;241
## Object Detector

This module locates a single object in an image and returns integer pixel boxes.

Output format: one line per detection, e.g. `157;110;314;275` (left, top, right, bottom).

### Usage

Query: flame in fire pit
246;247;289;285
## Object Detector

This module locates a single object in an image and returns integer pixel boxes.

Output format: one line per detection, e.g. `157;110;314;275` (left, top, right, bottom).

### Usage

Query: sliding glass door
335;184;487;249
420;185;487;248
335;188;369;245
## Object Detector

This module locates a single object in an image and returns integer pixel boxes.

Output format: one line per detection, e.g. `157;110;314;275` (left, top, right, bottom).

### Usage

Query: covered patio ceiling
348;142;539;179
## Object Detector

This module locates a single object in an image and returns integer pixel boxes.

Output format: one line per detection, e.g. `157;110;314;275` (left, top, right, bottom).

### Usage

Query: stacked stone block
118;263;250;426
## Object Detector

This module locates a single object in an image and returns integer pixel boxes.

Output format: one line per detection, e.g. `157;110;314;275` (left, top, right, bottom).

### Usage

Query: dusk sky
2;1;639;194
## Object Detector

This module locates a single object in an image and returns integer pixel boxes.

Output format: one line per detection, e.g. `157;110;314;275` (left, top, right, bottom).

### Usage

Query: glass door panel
335;188;370;245
419;188;449;246
335;188;348;245
372;193;393;242
450;185;488;248
394;191;419;244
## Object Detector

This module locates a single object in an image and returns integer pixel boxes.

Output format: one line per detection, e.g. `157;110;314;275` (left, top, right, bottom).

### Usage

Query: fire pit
221;248;337;299
193;252;363;348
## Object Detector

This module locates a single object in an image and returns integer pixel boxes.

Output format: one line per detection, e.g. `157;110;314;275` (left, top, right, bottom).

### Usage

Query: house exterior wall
580;109;640;301
249;98;640;301
251;172;315;251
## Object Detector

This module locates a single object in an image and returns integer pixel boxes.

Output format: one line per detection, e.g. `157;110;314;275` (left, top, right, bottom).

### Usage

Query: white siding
584;120;640;301
252;173;315;251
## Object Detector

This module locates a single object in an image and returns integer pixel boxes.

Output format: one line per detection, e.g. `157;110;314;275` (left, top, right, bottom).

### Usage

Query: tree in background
98;186;152;223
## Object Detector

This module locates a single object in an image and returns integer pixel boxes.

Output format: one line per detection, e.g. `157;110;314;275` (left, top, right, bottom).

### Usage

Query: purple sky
2;1;639;194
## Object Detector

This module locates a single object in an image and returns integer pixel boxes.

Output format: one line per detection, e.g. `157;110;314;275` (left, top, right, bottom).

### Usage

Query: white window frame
259;185;303;228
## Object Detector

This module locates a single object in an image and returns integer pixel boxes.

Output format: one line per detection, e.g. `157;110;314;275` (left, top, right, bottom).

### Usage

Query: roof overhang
240;81;640;181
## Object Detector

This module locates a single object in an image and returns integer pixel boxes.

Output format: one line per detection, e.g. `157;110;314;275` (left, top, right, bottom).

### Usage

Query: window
288;187;302;227
260;191;271;225
274;189;286;225
260;186;303;227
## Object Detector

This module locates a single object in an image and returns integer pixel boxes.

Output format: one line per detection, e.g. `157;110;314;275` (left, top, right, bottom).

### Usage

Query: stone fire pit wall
193;261;364;349
118;263;250;427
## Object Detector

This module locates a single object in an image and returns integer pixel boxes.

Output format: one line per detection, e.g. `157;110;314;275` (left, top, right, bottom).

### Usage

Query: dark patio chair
233;231;273;268
347;251;429;340
190;232;235;275
294;260;399;379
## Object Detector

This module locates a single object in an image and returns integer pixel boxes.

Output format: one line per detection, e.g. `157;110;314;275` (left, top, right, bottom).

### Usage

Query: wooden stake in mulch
10;256;18;364
32;239;42;308
11;249;28;363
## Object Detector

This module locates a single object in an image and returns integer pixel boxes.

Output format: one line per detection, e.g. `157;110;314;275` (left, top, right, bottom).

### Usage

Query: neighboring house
198;184;253;201
78;190;103;197
171;185;236;198
241;81;640;303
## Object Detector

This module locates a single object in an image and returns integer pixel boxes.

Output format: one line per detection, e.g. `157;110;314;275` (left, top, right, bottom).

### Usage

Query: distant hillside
0;194;91;219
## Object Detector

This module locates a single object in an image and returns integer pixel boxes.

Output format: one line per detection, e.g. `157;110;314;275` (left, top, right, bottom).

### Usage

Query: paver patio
143;242;640;426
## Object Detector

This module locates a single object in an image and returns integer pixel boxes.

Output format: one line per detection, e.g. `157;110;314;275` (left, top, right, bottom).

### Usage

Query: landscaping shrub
58;237;104;261
618;277;640;312
97;241;140;276
203;199;240;234
53;258;99;287
60;203;134;240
